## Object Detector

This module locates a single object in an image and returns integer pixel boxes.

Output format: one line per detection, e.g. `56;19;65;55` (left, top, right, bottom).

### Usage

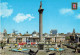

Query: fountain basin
49;48;55;51
58;48;64;51
49;48;64;51
12;49;29;52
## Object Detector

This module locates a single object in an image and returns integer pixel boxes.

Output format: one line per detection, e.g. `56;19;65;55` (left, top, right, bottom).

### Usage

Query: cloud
59;8;74;15
0;2;13;18
76;14;80;19
13;13;35;23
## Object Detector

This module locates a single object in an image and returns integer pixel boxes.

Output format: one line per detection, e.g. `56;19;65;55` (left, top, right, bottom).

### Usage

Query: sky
0;0;80;34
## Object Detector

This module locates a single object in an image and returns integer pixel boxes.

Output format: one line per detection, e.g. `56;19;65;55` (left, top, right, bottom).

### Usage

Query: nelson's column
36;1;48;55
38;1;44;42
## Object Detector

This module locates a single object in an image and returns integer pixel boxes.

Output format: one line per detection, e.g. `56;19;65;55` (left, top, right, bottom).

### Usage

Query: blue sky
0;0;80;34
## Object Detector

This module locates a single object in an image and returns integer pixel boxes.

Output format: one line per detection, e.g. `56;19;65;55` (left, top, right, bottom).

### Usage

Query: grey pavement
0;45;80;55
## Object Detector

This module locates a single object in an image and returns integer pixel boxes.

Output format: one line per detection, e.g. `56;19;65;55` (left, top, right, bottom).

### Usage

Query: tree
65;36;70;40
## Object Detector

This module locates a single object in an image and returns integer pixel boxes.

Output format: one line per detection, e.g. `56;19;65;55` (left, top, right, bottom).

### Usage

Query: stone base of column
36;42;48;55
38;42;44;50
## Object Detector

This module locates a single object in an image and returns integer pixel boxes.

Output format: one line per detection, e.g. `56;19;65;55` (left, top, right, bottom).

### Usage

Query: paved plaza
0;45;80;55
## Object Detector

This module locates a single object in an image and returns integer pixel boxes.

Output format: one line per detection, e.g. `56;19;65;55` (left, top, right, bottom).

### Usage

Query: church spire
73;28;75;34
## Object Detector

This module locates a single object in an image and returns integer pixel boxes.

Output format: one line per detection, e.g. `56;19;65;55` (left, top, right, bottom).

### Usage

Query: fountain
12;42;28;52
49;43;64;51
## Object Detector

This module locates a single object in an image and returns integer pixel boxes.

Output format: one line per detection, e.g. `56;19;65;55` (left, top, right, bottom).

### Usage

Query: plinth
38;42;44;50
36;42;48;55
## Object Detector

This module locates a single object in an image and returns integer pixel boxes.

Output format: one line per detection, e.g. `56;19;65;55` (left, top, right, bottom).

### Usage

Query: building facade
50;29;57;35
2;34;65;44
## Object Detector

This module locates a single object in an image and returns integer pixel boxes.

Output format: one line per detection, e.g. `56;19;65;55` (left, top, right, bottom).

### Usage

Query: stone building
2;30;65;44
70;29;80;43
32;31;39;37
2;34;65;44
0;32;4;42
45;35;65;43
50;29;57;35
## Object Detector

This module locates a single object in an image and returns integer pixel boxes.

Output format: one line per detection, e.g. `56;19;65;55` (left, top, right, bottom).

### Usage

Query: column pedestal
36;42;48;55
38;42;44;50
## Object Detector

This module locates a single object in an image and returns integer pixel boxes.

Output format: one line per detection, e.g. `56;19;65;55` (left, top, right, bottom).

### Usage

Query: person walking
1;41;4;49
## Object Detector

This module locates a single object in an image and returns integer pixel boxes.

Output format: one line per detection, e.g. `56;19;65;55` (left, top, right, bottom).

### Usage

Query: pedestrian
1;41;4;50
